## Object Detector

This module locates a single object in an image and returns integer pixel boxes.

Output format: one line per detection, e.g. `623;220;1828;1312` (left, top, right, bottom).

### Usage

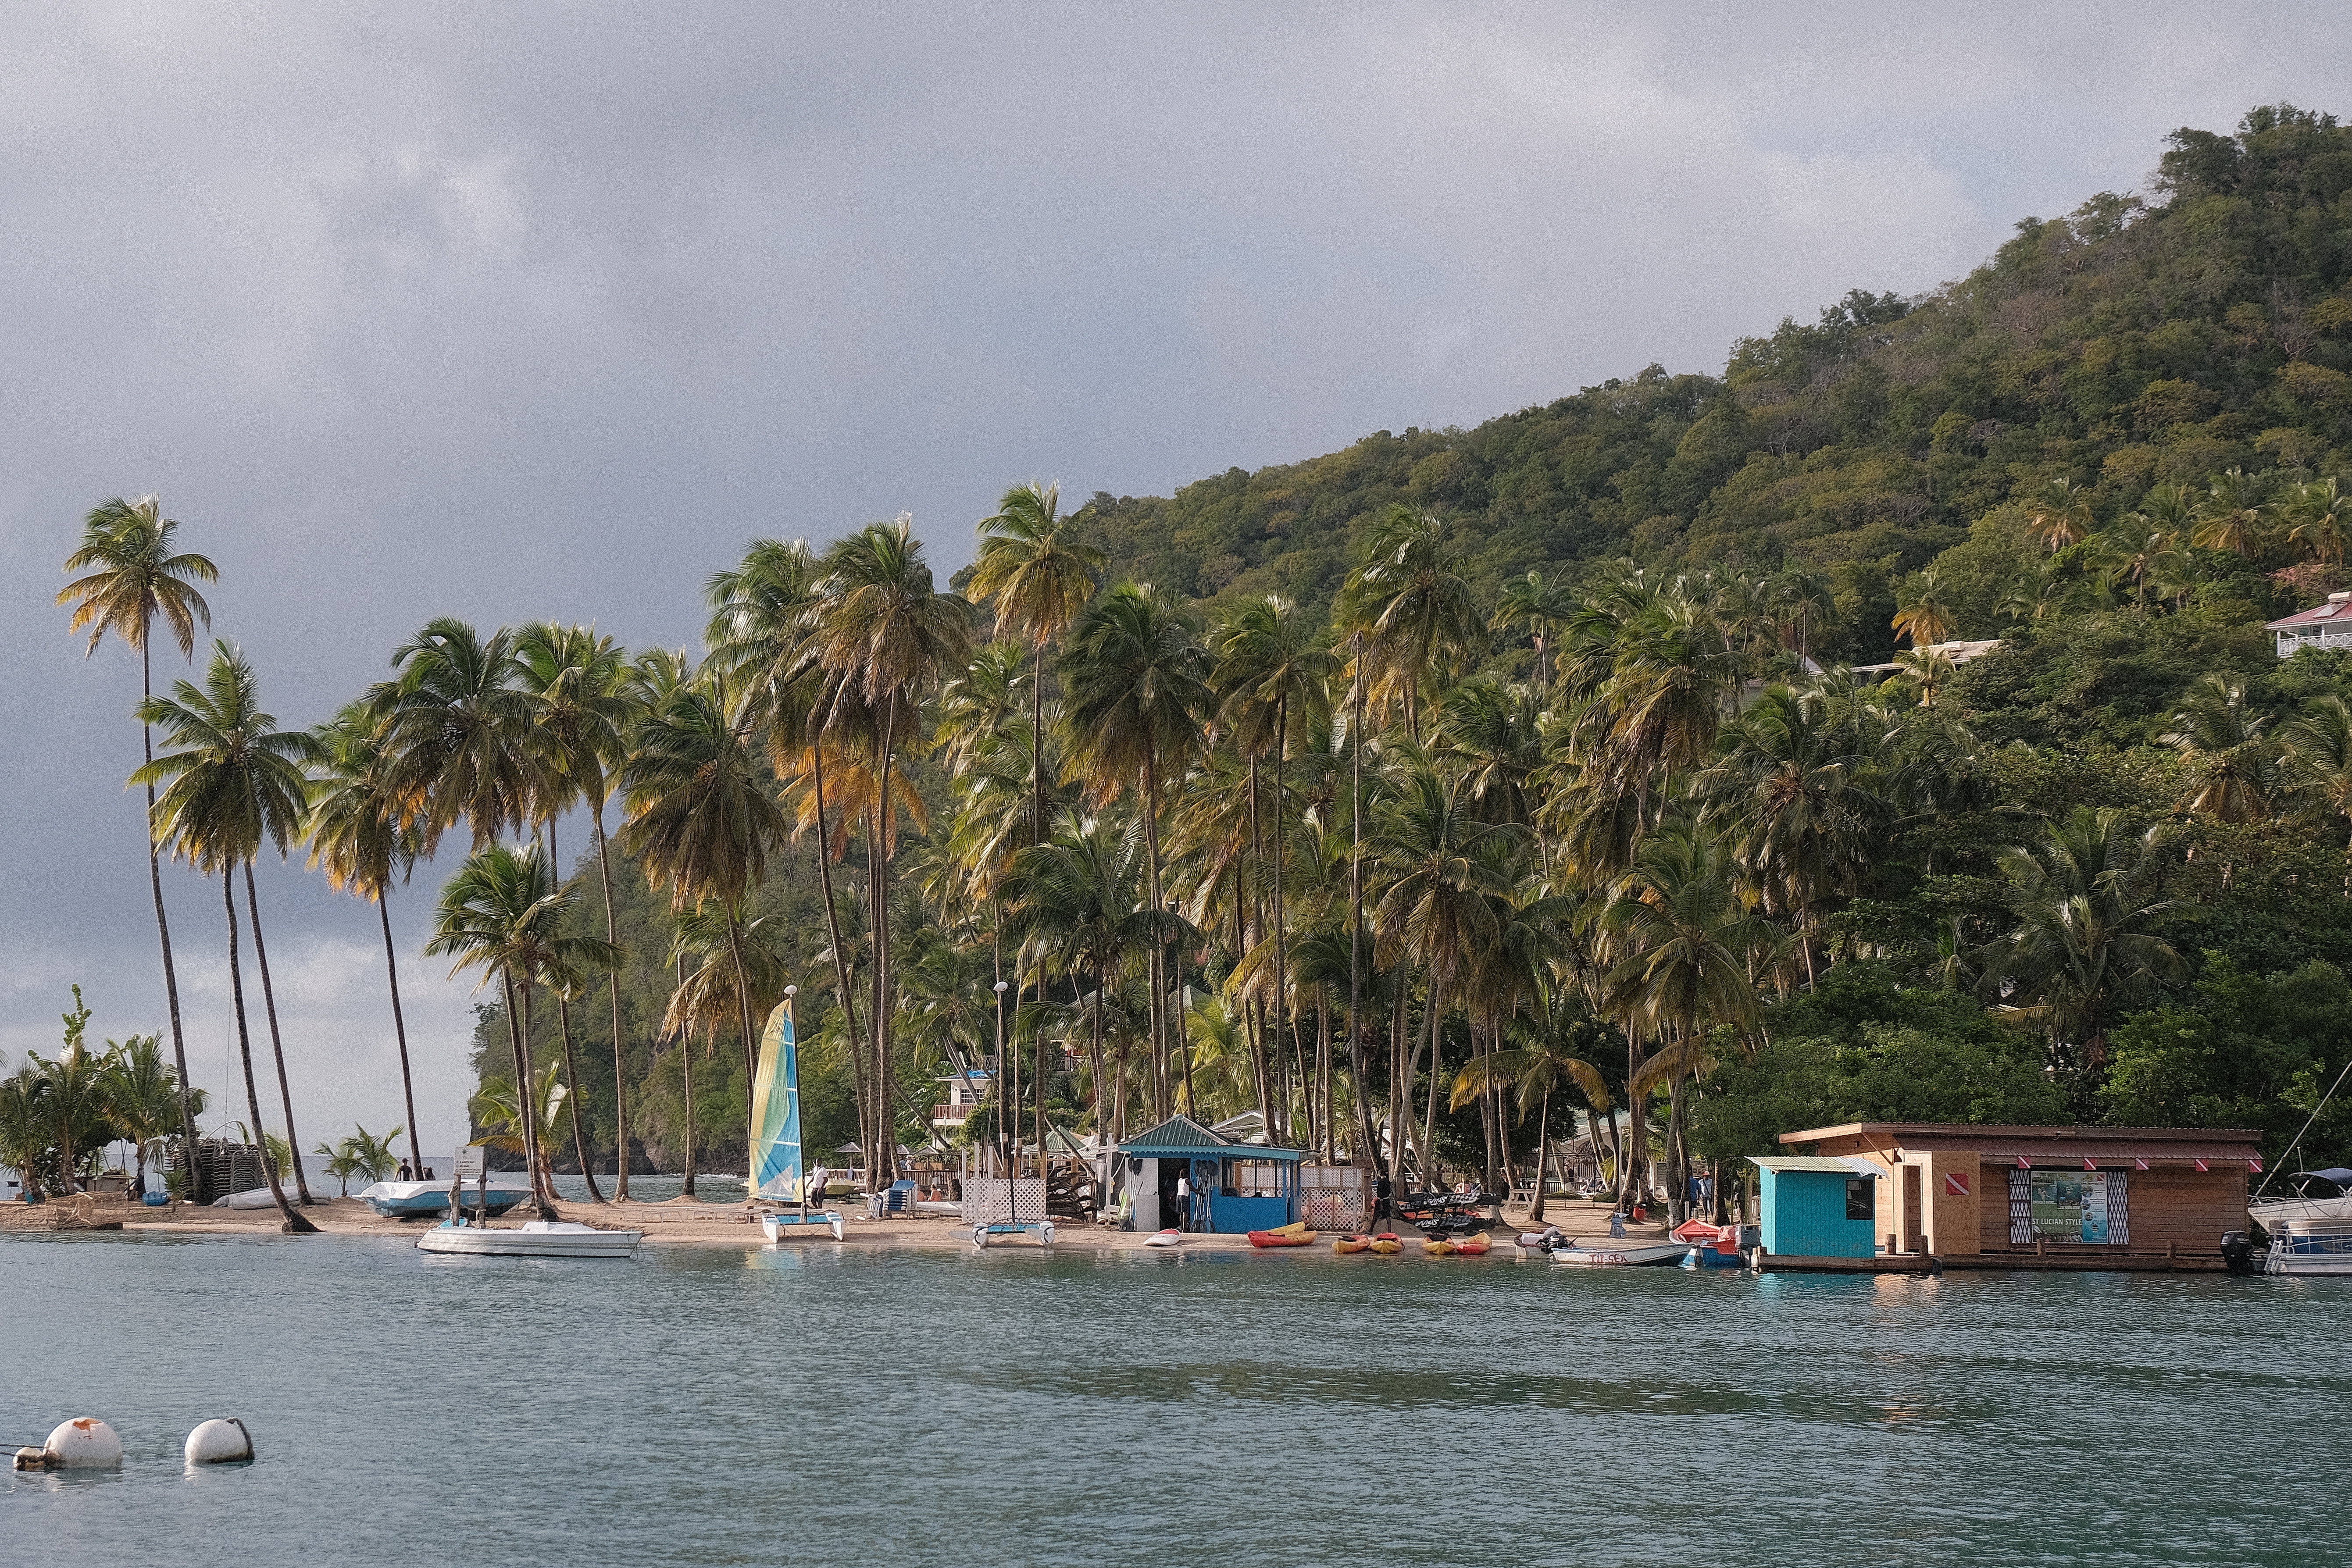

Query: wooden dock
1759;1249;2229;1274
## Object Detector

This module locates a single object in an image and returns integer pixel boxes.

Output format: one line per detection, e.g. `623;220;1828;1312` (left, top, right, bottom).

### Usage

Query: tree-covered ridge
1070;105;2352;664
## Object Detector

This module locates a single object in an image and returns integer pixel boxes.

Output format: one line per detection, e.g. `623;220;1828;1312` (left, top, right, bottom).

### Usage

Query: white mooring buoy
183;1418;255;1465
43;1418;123;1468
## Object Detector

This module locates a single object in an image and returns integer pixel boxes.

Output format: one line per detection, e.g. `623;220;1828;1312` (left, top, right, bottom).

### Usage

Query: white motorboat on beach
416;1219;643;1258
357;1177;531;1219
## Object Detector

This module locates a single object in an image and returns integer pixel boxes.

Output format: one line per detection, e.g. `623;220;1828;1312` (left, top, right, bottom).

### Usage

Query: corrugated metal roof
1967;1140;2256;1165
1751;1156;1879;1176
1120;1115;1232;1153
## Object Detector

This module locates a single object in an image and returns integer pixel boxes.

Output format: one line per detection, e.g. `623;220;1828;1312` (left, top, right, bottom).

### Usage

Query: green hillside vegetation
65;106;2352;1229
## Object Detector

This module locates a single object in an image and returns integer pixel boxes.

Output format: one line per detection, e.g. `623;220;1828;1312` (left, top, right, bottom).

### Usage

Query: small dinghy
1248;1222;1316;1248
1548;1240;1691;1267
1332;1234;1373;1254
416;1219;642;1259
1143;1228;1184;1248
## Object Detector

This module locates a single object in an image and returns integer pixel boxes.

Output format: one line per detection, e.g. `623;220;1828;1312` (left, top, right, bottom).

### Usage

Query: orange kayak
1333;1234;1372;1254
1453;1234;1492;1256
1249;1229;1317;1247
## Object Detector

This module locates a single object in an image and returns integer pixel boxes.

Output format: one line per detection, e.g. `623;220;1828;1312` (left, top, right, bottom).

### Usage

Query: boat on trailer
417;1219;642;1259
746;996;846;1244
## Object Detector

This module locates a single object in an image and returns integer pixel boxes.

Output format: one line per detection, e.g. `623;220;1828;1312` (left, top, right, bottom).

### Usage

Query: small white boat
759;1209;845;1242
415;1219;642;1259
357;1178;530;1218
2264;1219;2352;1276
212;1186;284;1211
1548;1240;1692;1267
1142;1228;1182;1249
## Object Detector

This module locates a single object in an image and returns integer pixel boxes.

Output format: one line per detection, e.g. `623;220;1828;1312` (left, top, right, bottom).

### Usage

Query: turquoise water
1;1236;2340;1567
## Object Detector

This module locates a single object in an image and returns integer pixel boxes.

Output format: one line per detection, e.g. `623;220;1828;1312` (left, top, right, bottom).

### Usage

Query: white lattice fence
962;1178;1048;1225
1301;1188;1369;1232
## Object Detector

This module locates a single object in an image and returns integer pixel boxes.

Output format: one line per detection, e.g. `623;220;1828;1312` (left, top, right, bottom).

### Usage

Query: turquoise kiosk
1118;1115;1305;1233
1750;1155;1880;1258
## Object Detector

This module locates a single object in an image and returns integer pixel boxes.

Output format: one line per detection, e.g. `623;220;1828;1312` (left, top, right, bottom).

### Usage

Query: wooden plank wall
1975;1163;2247;1254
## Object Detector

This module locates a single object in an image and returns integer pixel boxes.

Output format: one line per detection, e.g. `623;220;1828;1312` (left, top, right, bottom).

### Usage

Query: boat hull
2265;1219;2352;1275
357;1181;528;1219
1142;1229;1182;1248
1550;1241;1691;1267
1248;1230;1316;1247
760;1211;845;1242
416;1221;642;1259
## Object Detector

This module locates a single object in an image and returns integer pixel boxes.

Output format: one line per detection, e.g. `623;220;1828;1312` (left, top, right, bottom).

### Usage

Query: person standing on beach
1174;1169;1190;1231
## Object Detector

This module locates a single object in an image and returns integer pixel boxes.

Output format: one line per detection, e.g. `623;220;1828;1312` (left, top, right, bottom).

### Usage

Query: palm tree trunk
555;987;603;1201
591;798;630;1198
1387;969;1409;1201
514;978;557;1218
809;744;867;1178
223;871;311;1232
1666;1062;1690;1225
1033;956;1047;1166
140;639;203;1202
1031;641;1048;846
866;795;887;1193
377;891;423;1178
726;911;761;1183
1272;704;1291;1144
1530;1086;1551;1222
1142;749;1169;1122
1417;974;1444;1188
1347;631;1378;1165
1091;953;1108;1140
242;862;314;1205
1316;984;1334;1162
674;953;696;1196
1622;1037;1649;1215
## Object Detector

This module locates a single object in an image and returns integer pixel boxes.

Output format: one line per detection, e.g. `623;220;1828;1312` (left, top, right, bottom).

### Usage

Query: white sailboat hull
416;1220;642;1259
759;1211;845;1242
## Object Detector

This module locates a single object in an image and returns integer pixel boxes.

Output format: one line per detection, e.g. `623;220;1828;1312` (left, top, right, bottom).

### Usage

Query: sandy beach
4;1191;1674;1253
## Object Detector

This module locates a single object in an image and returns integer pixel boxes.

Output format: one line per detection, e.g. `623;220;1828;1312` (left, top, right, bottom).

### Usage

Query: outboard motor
2220;1229;2257;1275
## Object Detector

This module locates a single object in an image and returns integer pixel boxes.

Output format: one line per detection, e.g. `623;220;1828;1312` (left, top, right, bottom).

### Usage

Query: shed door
1902;1165;1921;1251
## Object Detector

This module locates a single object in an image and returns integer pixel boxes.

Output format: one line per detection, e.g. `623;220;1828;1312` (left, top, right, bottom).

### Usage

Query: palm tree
315;1137;363;1197
807;518;973;1181
371;617;539;852
307;704;426;1178
2281;695;2352;832
1492;569;1577;691
57;495;216;1198
1334;503;1483;740
1448;1006;1613;1222
517;620;636;1201
427;843;619;1217
1597;827;1765;1220
1977;807;2182;1072
1061;582;1212;1120
2025;478;2096;554
2285;476;2352;566
1891;566;1955;649
472;1064;569;1198
972;481;1104;847
135;643;317;1232
622;675;785;1176
101;1031;203;1197
1213;594;1334;1143
2191;468;2266;556
2160;674;2276;823
1003;815;1149;1142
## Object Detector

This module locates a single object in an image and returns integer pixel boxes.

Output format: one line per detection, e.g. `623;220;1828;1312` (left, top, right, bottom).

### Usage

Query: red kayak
1247;1228;1318;1247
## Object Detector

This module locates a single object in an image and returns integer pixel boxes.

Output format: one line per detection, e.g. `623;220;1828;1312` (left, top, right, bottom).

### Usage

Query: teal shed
1752;1156;1880;1258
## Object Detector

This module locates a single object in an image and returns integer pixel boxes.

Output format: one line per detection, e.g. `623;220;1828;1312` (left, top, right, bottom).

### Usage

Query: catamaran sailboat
749;994;846;1243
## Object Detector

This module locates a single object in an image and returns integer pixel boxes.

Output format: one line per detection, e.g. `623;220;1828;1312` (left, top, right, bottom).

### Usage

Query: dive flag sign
1944;1172;1970;1197
2194;1158;2210;1172
2135;1158;2150;1170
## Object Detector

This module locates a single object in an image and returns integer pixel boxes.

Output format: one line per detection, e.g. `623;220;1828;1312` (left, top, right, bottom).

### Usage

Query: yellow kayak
1333;1234;1372;1254
1421;1237;1456;1257
1368;1233;1404;1255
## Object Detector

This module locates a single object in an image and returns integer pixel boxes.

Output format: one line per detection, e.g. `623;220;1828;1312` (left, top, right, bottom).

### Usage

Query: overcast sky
3;3;2344;1162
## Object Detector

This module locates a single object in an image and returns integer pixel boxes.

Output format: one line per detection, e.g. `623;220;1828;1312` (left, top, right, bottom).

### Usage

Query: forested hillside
462;105;2352;1201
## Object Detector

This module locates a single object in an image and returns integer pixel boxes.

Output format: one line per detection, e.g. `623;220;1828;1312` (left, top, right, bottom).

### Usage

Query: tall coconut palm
57;495;216;1197
1891;566;1956;650
102;1030;203;1196
426;843;619;1217
2285;476;2352;567
1448;1005;1613;1222
371;617;539;853
1061;582;1212;1120
1213;594;1333;1141
1003;814;1149;1142
1334;504;1483;741
135;642;317;1232
306;703;425;1177
2160;674;2276;823
517;620;636;1200
971;481;1104;846
807;518;973;1182
1492;569;1577;691
2281;695;2352;831
621;675;785;1176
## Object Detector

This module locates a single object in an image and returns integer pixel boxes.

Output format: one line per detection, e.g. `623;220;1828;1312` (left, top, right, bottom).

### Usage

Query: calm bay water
1;1235;2340;1567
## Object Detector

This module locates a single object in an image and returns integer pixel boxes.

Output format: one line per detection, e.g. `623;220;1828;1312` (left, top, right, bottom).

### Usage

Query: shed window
1225;1160;1286;1197
1845;1177;1873;1220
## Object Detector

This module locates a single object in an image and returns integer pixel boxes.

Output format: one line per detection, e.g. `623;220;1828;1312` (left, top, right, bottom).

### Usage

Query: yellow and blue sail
750;1000;807;1202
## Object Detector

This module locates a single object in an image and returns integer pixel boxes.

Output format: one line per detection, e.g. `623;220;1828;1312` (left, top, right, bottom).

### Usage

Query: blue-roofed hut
1751;1156;1881;1259
1117;1115;1305;1233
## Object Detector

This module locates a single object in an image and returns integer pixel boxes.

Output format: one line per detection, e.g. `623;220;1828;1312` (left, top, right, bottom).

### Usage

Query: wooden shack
1776;1123;2263;1269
